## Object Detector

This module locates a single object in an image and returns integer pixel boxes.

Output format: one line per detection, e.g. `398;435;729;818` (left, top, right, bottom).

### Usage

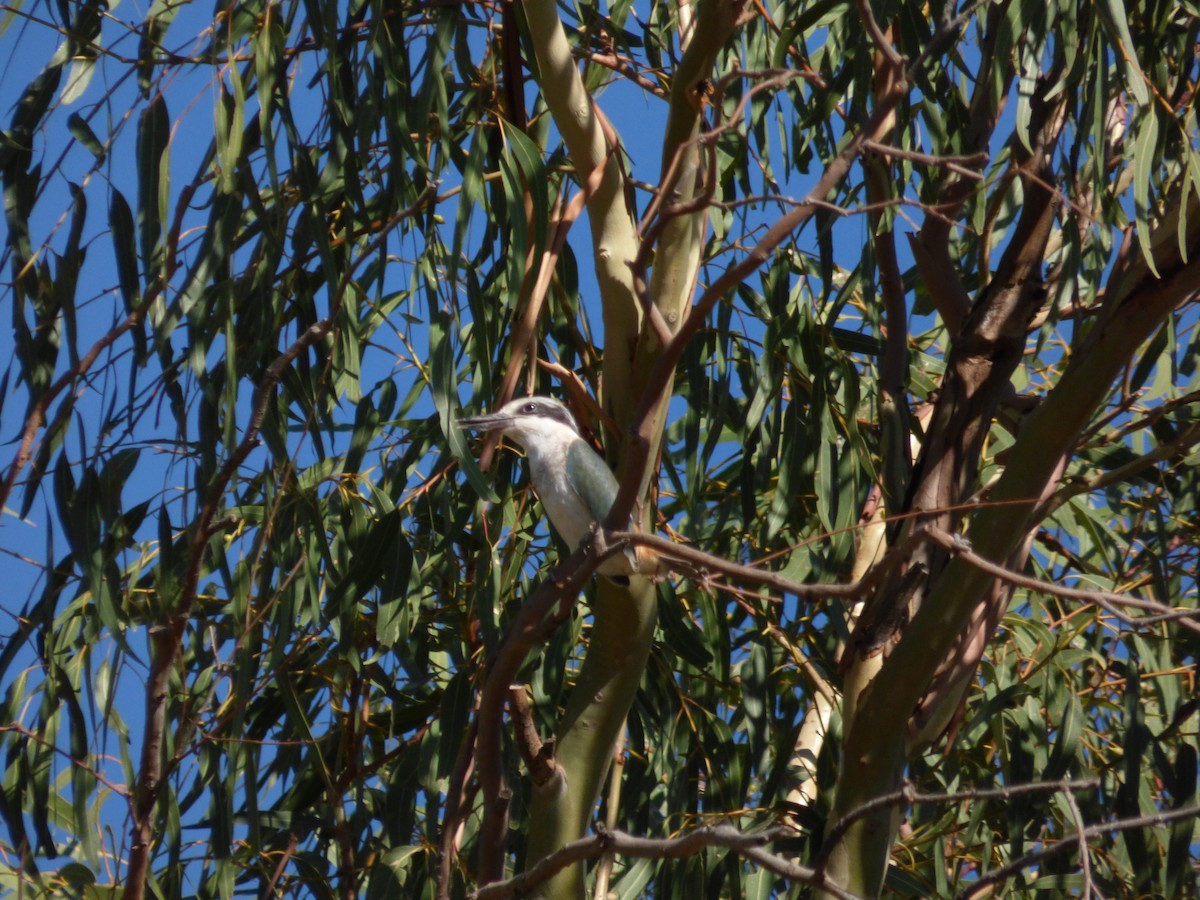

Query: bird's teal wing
565;439;620;525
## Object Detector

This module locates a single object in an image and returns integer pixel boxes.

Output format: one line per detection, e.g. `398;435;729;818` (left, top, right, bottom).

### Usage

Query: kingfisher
459;396;641;580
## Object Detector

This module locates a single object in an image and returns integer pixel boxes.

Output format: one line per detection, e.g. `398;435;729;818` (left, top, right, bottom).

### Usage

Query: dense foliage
0;0;1197;897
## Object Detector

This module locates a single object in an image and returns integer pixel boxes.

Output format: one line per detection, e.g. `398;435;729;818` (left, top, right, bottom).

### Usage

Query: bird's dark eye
524;403;536;413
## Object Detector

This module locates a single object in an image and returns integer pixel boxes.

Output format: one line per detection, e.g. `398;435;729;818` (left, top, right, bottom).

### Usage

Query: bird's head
458;396;581;449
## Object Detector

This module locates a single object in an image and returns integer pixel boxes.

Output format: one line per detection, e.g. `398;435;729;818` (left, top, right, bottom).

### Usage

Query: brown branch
261;832;300;900
1095;389;1200;446
613;529;921;601
862;21;913;525
1049;421;1200;514
862;140;988;179
472;824;865;900
1059;784;1093;897
907;0;1012;334
436;718;479;900
575;49;668;99
955;804;1200;900
636;68;798;239
508;686;560;787
854;0;903;69
815;777;1101;876
500;0;528;128
923;527;1200;635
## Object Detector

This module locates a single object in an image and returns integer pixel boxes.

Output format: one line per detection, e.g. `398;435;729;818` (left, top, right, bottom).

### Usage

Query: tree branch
815;777;1101;876
508;686;560;788
1047;421;1200;515
956;804;1200;900
922;526;1200;635
611;529;920;601
473;824;866;900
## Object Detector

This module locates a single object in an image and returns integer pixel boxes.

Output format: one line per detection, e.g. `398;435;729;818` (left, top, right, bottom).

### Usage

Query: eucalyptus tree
1;0;1197;897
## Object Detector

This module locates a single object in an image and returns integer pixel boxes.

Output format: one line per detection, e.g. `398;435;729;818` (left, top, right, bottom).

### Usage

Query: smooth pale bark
523;576;657;897
516;1;738;895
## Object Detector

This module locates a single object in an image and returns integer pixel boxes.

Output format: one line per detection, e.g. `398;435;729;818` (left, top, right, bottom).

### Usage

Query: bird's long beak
458;411;513;433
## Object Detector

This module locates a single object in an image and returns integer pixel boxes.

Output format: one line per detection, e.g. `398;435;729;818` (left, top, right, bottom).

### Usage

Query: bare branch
854;0;903;69
575;49;668;99
610;528;924;602
1049;421;1200;514
815;777;1102;876
508;686;560;787
472;824;866;900
1059;785;1094;898
862;140;989;179
956;804;1200;900
923;527;1200;635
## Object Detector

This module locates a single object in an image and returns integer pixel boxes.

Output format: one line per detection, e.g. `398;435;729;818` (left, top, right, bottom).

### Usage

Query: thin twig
1059;783;1099;899
862;139;988;178
575;49;668;98
0;723;133;799
1049;421;1200;514
610;528;922;602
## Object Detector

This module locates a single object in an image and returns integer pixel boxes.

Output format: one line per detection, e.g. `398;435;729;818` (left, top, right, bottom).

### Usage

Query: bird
458;396;641;580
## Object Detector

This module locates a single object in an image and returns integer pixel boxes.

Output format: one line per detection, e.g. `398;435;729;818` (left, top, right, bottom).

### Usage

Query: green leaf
1095;0;1150;105
1044;690;1082;780
67;113;105;161
136;93;170;270
1132;108;1161;277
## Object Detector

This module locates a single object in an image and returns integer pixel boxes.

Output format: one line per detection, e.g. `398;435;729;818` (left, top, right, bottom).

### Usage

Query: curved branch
474;824;865;900
814;777;1101;876
922;527;1200;635
611;529;921;601
956;804;1200;900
